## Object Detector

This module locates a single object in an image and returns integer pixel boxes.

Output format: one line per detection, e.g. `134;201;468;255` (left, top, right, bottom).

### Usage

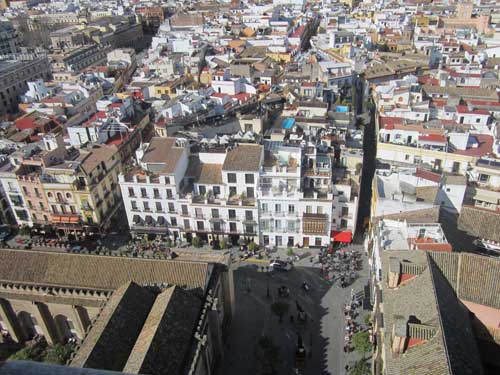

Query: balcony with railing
302;213;328;235
258;183;299;198
260;225;300;234
121;168;174;186
131;215;168;233
226;194;256;207
303;188;332;200
191;194;223;205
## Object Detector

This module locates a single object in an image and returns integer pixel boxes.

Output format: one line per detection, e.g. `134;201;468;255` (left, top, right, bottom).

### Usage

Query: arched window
54;314;74;341
17;311;36;339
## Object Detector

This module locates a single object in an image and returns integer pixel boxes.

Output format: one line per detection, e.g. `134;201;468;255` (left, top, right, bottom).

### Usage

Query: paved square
219;245;369;375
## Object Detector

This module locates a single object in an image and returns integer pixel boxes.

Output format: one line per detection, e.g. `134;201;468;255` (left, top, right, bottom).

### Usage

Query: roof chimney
391;316;407;356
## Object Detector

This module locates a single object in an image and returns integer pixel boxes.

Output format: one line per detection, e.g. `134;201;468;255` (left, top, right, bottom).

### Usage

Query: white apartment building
119;138;360;248
119;139;262;245
0;160;31;227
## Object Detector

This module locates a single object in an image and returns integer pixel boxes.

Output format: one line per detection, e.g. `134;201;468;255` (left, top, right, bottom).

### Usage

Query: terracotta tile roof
379;116;404;129
0;249;209;291
456;105;490;116
222;144;262;171
416;168;441;183
453;134;493;157
415;243;453;252
418;134;447;143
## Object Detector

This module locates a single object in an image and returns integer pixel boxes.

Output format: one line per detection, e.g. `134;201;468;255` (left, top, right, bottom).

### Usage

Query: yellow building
266;52;292;63
41;145;123;237
339;0;360;9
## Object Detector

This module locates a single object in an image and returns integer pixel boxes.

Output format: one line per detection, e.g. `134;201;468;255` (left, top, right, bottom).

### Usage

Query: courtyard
219;244;370;375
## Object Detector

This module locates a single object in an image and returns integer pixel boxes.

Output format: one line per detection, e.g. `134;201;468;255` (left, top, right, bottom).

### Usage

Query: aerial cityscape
0;0;499;374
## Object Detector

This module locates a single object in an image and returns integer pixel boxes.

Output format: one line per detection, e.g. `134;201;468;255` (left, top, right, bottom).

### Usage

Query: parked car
0;225;11;242
270;260;293;271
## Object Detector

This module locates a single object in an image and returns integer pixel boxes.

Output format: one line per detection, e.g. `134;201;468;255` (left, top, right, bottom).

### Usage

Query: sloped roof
123;286;202;375
381;251;484;375
458;205;500;244
428;256;483;375
70;282;156;371
187;157;223;185
378;206;441;224
381;252;450;375
0;249;209;291
222;144;262;171
430;251;500;310
141;138;185;175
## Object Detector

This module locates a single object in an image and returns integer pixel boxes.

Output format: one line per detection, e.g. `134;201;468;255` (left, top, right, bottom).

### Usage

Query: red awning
331;231;352;243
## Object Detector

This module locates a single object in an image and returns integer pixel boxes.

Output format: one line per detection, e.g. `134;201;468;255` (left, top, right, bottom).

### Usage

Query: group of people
318;247;363;287
343;295;363;354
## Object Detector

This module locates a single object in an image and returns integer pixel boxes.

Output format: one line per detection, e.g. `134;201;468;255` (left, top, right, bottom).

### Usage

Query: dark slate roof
381;251;449;375
458;205;500;243
0;361;131;375
429;252;500;309
70;282;156;371
428;256;483;375
0;249;209;291
123;286;202;375
381;251;486;375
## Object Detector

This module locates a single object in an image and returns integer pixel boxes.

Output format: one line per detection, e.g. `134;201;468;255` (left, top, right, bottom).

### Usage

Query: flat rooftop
378;220;448;251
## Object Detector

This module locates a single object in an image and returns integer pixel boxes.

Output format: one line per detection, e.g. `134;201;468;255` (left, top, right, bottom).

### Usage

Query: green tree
19;225;31;236
271;301;289;322
44;343;74;365
352;331;371;358
350;359;370;375
219;238;227;249
256;335;280;375
364;314;372;325
192;236;202;248
286;248;294;256
8;342;46;362
248;242;258;252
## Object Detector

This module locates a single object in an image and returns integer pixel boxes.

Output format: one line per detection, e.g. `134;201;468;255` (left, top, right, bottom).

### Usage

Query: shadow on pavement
218;263;352;375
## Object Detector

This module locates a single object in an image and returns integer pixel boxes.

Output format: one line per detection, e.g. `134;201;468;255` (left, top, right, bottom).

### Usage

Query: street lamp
266;276;270;298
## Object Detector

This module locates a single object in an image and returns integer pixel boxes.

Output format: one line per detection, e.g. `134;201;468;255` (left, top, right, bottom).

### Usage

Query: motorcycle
302;282;310;292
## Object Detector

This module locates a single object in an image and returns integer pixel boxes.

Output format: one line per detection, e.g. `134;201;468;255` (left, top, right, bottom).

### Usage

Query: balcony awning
51;215;80;224
331;230;352;243
474;190;499;205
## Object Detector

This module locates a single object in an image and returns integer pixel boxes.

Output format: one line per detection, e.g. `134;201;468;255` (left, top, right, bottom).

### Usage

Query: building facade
0;54;52;116
119;137;359;248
